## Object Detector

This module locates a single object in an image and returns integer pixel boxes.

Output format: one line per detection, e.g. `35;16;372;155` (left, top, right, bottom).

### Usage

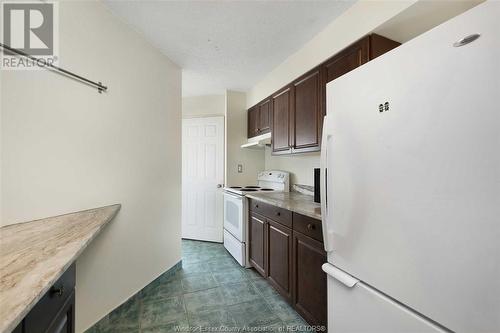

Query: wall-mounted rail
0;43;108;93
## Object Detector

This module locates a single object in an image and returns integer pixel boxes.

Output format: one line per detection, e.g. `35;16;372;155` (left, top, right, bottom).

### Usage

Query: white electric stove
223;170;289;267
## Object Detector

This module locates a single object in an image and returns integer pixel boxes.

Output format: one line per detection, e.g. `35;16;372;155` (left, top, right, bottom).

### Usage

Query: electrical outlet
237;164;243;173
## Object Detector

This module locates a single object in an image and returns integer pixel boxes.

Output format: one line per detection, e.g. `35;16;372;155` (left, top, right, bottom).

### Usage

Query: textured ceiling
103;0;355;96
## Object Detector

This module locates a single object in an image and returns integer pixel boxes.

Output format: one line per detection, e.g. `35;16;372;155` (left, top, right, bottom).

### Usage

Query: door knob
217;184;223;188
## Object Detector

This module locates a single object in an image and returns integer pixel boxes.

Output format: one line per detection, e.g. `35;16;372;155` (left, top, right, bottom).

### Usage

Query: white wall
264;148;319;186
182;94;225;118
225;91;264;185
0;1;182;332
374;0;484;43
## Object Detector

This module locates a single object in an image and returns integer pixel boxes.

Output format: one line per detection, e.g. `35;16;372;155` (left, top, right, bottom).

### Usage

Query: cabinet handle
307;223;316;230
276;212;281;216
255;204;259;208
50;286;65;297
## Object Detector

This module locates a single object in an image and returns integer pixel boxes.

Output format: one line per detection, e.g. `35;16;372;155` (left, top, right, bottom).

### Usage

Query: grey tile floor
87;239;309;332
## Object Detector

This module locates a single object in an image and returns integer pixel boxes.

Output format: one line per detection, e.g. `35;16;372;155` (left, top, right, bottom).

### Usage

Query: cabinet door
247;106;259;138
47;292;75;333
271;87;293;154
292;231;327;328
369;34;401;60
249;213;267;277
292;67;322;153
323;36;369;85
258;98;271;134
267;219;293;301
12;322;23;333
24;264;75;333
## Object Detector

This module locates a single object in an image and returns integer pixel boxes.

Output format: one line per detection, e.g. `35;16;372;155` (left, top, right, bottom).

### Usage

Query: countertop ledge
246;192;321;220
0;204;121;333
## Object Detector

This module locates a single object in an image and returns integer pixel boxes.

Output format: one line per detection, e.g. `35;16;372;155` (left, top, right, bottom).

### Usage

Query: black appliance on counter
314;168;321;203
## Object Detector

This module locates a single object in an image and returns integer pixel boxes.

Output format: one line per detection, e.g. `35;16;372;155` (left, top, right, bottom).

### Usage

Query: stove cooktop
225;170;289;195
224;185;276;195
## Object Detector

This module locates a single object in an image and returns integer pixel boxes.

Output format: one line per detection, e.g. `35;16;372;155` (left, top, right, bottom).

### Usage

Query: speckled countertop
246;192;321;220
0;204;121;333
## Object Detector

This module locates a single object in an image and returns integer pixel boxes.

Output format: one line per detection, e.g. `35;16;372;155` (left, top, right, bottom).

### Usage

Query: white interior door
182;116;224;242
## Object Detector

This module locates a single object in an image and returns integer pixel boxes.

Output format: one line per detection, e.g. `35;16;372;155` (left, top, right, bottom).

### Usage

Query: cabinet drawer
249;199;268;216
267;206;292;228
249;199;292;228
293;213;323;242
25;263;76;333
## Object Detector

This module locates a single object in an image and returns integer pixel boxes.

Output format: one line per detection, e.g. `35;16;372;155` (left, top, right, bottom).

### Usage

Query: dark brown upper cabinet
291;67;323;153
247;33;399;152
323;36;369;85
271;86;293;154
258;99;271;134
247;98;271;138
247;106;259;138
322;34;400;116
368;34;401;60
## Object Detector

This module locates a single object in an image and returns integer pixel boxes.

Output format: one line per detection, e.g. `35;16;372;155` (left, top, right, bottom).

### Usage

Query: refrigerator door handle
322;263;359;288
320;115;334;251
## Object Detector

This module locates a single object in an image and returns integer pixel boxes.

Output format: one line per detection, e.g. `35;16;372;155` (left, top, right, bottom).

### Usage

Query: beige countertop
246;192;321;220
0;204;121;333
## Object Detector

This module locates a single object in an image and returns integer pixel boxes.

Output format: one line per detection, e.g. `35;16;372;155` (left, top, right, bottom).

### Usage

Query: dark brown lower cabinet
248;200;327;330
249;213;267;276
267;219;292;301
292;231;327;328
15;264;76;333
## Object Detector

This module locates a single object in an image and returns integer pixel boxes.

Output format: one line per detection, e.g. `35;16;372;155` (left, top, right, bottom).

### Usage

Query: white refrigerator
320;2;499;332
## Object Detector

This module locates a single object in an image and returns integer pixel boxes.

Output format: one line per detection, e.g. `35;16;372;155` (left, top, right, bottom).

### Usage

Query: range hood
241;132;271;149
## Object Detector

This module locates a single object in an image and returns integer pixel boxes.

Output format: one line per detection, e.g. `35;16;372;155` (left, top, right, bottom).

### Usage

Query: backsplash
264;147;319;186
292;184;315;196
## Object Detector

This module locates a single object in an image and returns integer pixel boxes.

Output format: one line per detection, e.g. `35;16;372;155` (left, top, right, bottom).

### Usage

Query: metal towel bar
0;43;108;93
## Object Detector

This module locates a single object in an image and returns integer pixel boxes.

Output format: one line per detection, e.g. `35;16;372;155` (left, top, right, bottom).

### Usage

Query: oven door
223;191;246;242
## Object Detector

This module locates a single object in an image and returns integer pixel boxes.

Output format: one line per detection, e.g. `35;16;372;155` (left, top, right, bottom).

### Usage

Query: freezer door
323;2;500;332
324;264;445;333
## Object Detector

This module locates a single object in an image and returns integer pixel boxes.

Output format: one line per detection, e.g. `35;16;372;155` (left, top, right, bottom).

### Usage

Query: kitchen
0;1;498;333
